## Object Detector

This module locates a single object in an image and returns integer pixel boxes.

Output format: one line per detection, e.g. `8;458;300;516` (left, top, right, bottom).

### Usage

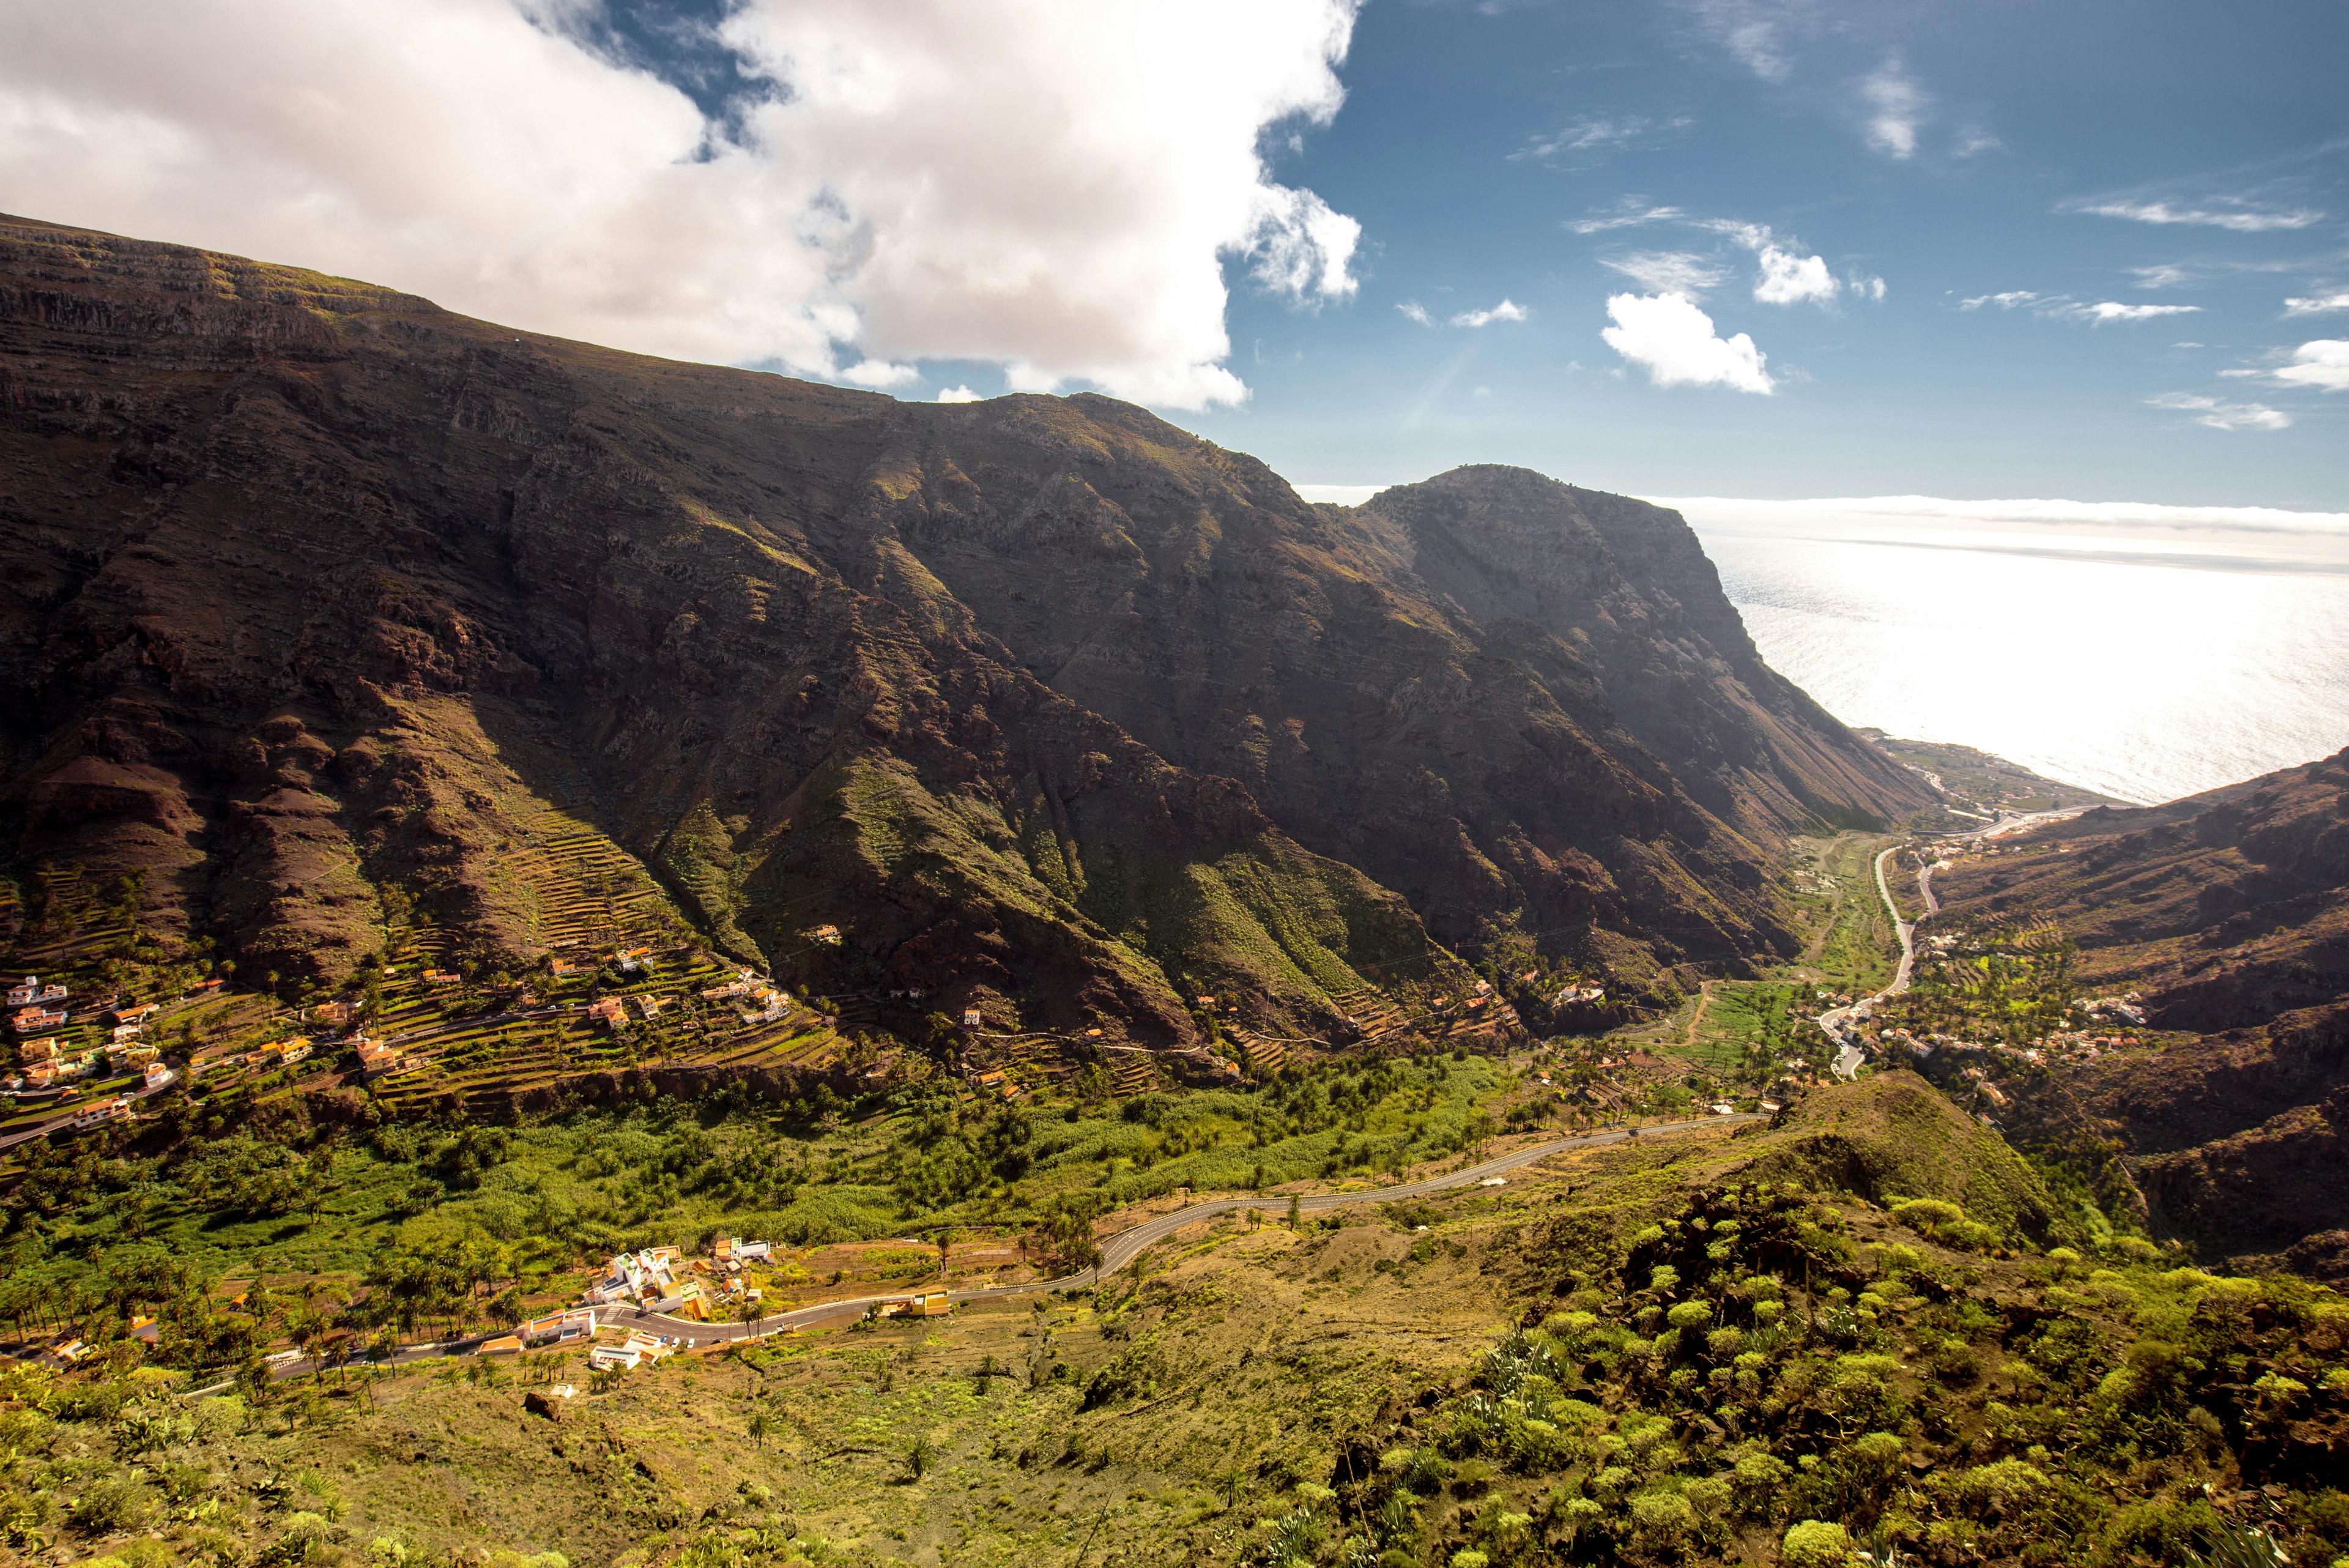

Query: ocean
1662;497;2349;807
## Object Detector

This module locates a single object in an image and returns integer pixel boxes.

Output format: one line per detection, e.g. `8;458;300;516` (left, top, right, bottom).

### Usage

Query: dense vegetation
0;1054;1513;1352
4;1075;2344;1568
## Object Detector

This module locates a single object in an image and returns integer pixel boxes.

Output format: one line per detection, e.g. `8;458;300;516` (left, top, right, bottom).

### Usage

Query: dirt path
1675;981;1720;1050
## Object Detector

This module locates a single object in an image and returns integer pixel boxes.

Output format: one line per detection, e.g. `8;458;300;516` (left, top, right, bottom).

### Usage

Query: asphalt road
1824;843;1919;1081
262;1112;1759;1373
593;1113;1759;1342
0;1074;177;1153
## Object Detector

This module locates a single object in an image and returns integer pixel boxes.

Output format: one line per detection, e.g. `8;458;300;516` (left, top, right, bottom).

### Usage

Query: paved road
1813;804;2083;1082
261;1113;1758;1374
1824;843;1920;1081
620;1113;1756;1337
0;1074;179;1153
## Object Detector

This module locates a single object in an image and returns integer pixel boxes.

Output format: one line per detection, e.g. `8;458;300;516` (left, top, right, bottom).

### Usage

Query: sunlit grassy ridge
4;1077;2345;1568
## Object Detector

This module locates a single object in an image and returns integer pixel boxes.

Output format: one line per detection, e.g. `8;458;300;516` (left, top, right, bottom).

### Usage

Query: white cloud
1681;0;1817;83
936;385;982;403
0;0;1364;411
1397;300;1436;327
1601;292;1773;393
1566;200;1685;234
2272;339;2349;392
2146;393;2292;431
2130;264;2196;289
2284;292;2349;317
1652;494;2349;537
2069;198;2323;233
1850;273;1888;302
1754;245;1838;305
1512;114;1690;163
839;359;921;388
1450;299;1530;328
1292;482;1390;505
2074;302;2202;324
1603;250;1729;295
1858;54;1929;160
1244;183;1362;305
1961;292;2200;324
1951;128;2003;158
1695;220;1849;308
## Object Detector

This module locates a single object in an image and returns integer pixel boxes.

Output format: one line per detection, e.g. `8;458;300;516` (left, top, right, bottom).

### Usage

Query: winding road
265;1113;1758;1377
1823;843;1922;1081
1814;804;2080;1080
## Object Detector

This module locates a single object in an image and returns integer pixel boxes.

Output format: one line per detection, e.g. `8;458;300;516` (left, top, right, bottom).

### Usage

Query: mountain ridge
0;211;1929;1046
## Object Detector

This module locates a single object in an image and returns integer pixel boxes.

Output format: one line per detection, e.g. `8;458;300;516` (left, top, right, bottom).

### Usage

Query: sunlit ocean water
1693;529;2349;806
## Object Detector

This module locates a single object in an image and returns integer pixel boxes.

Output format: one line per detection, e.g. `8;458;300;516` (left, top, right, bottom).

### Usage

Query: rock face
1934;749;2349;1266
0;214;1928;1039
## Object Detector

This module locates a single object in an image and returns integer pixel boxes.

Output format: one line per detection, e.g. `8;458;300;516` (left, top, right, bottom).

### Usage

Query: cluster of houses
192;1036;312;1079
5;980;182;1097
579;1235;783;1323
9;975;70;1035
699;972;792;1025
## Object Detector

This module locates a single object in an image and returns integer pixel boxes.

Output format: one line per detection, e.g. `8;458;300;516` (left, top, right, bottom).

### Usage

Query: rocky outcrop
0;213;1926;1038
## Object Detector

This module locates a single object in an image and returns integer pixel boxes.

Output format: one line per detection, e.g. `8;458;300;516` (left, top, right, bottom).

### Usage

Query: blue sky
5;0;2343;510
1184;0;2349;508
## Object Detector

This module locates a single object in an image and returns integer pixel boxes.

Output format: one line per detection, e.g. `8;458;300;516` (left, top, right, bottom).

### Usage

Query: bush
1666;1301;1712;1331
1781;1518;1854;1566
71;1476;157;1534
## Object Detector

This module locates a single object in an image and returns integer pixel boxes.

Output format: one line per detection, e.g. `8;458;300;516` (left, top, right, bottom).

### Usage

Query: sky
1;0;2343;510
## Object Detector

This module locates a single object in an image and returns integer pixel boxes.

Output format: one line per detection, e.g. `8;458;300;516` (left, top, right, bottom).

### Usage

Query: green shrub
1666;1301;1712;1331
1781;1518;1854;1567
70;1476;155;1534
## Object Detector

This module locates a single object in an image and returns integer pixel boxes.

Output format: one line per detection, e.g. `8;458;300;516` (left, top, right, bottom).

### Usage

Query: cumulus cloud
936;385;983;403
2068;196;2323;233
1603;250;1729;295
1397;300;1436;327
1753;245;1838;305
839;359;921;389
1450;299;1530;328
2146;393;2292;431
1858;54;1929;160
1601;292;1773;393
1850;273;1888;302
2271;340;2349;392
2285;292;2349;317
0;0;1363;410
1566;200;1685;234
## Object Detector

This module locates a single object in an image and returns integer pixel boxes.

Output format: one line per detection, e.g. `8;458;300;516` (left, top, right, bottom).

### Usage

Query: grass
8;1074;2346;1568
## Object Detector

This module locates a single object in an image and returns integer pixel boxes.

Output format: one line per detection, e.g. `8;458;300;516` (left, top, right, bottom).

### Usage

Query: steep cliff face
0;214;1926;1036
1933;749;2349;1266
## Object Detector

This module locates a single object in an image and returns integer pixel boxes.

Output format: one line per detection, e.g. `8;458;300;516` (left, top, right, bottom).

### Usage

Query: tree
1286;1194;1302;1230
907;1433;936;1480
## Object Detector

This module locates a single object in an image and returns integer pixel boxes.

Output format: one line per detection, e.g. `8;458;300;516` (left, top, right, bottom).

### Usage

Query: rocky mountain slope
1931;748;2349;1271
0;212;1928;1044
